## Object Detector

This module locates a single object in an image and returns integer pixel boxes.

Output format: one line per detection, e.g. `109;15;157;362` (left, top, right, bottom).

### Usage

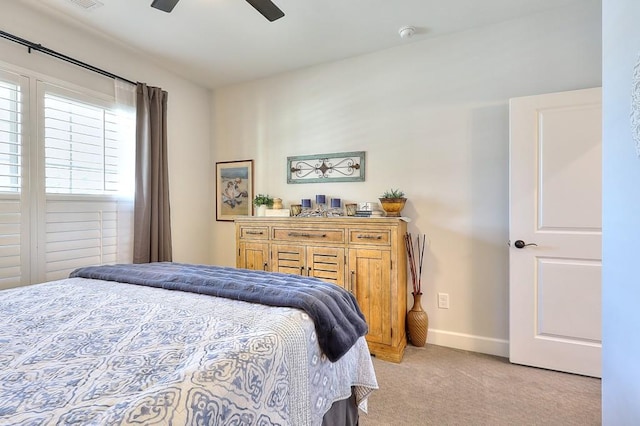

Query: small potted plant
253;194;274;216
379;188;407;217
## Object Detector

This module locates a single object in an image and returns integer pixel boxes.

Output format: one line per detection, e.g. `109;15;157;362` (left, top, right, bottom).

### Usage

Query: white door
509;88;602;378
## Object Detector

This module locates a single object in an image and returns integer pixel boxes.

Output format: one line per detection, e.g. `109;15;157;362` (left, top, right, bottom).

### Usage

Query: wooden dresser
235;216;407;362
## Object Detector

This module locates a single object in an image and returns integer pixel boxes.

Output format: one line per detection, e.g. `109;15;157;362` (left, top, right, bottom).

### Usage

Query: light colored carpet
360;344;601;425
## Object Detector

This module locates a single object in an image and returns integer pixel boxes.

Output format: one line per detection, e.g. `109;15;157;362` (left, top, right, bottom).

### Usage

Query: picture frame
216;160;253;221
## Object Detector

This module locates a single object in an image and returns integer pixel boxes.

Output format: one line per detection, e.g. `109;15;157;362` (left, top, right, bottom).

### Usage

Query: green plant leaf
253;194;274;207
380;188;405;198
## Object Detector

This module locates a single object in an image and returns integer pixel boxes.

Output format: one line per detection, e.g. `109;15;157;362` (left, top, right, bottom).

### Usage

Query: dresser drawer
272;227;345;243
348;228;391;246
238;225;269;240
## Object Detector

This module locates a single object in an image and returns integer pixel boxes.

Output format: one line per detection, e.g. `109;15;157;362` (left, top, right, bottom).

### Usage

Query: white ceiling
22;0;582;89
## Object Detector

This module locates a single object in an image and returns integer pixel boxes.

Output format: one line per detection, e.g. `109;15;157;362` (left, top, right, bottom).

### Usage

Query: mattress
0;276;378;425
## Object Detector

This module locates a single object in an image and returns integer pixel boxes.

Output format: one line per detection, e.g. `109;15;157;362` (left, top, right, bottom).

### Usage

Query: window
0;69;134;289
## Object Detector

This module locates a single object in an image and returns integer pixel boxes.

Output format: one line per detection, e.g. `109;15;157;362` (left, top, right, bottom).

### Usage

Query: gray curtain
133;83;172;263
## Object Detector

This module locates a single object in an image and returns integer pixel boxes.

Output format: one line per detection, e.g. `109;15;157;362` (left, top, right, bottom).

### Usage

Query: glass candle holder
330;198;341;208
301;199;312;208
315;194;326;205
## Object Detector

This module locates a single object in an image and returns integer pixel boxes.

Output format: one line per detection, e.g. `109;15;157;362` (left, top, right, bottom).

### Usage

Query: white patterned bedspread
0;278;378;425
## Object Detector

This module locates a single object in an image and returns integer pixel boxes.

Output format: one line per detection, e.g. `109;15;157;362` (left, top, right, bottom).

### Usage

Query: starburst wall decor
632;53;640;157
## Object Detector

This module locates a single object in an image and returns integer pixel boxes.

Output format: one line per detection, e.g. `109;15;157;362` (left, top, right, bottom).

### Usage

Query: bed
0;263;378;425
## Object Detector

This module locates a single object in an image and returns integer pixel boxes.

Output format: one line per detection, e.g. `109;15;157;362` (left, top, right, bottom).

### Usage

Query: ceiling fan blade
151;0;180;13
245;0;285;22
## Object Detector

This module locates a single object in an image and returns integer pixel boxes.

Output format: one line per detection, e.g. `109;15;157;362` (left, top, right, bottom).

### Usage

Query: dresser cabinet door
349;248;392;345
238;242;269;271
272;244;305;276
307;246;345;288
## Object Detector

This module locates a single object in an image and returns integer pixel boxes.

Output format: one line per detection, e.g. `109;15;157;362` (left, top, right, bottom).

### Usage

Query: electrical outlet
438;293;450;309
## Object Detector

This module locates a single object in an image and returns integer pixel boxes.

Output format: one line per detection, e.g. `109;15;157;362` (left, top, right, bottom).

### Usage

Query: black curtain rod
0;29;137;86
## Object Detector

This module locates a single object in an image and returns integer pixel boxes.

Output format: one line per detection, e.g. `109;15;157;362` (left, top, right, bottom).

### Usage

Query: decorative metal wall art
287;151;365;184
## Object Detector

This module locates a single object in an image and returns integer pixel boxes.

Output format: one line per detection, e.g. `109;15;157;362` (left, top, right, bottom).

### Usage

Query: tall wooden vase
407;292;428;347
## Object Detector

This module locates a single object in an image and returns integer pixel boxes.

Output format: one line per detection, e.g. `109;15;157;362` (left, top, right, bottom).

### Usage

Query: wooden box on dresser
235;216;407;363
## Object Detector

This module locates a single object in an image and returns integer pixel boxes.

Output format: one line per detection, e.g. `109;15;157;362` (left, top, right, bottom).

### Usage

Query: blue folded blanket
70;262;368;362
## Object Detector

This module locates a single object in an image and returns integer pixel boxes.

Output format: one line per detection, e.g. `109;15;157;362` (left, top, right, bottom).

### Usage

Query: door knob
514;240;538;249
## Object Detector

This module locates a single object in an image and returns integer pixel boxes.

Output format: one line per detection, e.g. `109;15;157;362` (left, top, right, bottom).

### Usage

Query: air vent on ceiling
66;0;104;11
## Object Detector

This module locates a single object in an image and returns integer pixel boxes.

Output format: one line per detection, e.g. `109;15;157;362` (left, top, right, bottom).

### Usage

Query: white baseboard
426;329;509;358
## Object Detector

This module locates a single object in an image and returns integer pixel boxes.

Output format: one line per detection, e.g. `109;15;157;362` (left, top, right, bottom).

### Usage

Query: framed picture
216;160;253;221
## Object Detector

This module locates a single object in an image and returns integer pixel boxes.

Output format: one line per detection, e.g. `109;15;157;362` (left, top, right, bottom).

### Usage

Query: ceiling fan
150;0;285;22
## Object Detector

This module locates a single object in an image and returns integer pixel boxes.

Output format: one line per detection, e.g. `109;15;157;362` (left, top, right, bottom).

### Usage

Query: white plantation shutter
44;197;133;282
0;67;134;288
43;91;129;195
0;80;22;193
40;83;134;282
0;70;29;289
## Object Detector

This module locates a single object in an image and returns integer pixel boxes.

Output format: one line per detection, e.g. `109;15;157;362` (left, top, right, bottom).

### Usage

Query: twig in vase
404;234;413;292
405;232;425;296
418;234;425;289
407;234;417;294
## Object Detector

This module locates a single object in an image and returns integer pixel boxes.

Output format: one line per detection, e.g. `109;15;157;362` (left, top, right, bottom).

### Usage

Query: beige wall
211;0;602;355
1;1;213;264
